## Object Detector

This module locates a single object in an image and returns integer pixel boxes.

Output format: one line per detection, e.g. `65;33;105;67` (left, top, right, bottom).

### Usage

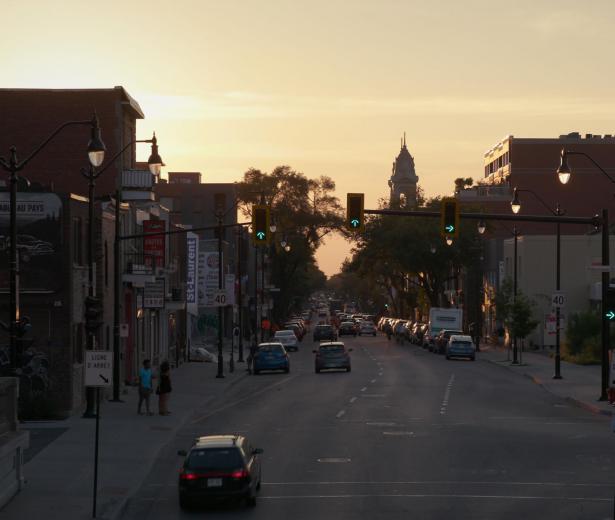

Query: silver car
273;330;299;351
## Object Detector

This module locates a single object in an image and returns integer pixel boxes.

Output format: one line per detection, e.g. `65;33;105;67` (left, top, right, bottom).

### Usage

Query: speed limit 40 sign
213;289;227;307
552;292;566;308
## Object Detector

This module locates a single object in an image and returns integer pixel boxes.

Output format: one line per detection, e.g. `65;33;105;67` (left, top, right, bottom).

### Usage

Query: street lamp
510;188;521;214
511;187;564;378
555;149;614;400
0;113;105;374
477;220;486;235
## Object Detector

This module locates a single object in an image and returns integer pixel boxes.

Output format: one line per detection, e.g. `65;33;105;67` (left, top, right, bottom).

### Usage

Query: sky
2;0;615;276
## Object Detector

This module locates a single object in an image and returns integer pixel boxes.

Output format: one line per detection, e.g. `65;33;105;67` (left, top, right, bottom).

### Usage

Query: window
72;218;82;264
187;448;244;471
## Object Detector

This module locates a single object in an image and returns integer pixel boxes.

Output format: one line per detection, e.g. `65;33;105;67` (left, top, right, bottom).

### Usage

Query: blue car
445;335;476;361
253;343;290;374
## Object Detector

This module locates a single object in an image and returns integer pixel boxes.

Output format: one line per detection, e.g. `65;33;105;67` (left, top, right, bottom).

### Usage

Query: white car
274;330;299;351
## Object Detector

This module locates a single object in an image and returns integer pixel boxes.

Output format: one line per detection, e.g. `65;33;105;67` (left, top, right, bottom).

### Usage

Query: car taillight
230;469;249;479
179;469;198;480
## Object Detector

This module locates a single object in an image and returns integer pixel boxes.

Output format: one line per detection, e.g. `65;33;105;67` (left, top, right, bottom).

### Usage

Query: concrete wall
503;234;615;347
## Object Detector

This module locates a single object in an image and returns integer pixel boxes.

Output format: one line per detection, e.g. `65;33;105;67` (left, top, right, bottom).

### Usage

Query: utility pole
216;213;224;379
237;228;244;363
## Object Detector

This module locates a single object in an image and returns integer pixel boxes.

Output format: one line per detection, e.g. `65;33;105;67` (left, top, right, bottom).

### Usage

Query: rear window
452;341;473;347
186;448;244;471
275;331;294;337
317;325;332;330
258;345;284;353
320;345;345;354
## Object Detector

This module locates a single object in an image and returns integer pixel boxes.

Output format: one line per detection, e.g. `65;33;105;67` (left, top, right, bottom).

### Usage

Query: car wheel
445;355;450;360
246;495;257;507
471;356;476;361
254;369;260;375
284;367;290;373
373;333;376;337
346;366;351;372
256;479;261;491
315;368;320;373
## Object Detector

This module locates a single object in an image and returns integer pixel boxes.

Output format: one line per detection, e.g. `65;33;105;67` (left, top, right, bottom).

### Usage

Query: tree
508;293;539;341
236;166;341;319
454;177;473;193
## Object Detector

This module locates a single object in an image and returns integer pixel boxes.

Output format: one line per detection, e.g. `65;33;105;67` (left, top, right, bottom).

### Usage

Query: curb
483;356;613;419
104;368;251;520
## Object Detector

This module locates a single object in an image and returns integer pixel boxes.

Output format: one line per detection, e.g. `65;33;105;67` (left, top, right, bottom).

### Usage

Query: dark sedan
178;435;263;509
313;324;337;342
338;321;357;337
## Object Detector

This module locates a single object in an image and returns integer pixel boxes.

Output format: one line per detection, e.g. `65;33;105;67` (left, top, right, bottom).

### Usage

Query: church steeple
388;133;419;208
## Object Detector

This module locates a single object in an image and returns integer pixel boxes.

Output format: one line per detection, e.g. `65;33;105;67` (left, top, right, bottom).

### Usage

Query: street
121;334;615;520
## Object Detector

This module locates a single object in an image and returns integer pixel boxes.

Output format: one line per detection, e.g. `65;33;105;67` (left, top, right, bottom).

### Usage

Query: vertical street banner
198;251;221;307
225;273;235;305
143;220;165;268
186;233;199;314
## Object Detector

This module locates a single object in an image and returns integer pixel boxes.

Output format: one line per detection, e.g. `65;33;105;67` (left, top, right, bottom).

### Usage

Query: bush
562;310;606;365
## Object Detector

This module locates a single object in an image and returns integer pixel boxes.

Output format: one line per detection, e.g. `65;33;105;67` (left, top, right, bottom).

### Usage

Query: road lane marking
262;480;614;487
440;374;455;415
370;379;376;383
366;422;396;426
382;431;414;436
360;386;367;392
258;493;610;502
190;375;297;424
316;458;351;463
362;394;385;397
349;397;357;403
336;410;346;418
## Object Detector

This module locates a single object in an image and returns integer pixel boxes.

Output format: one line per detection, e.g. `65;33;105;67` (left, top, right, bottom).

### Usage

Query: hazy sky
3;0;615;276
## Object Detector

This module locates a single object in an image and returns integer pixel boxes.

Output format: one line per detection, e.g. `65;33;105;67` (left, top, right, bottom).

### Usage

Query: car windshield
186;448;244;471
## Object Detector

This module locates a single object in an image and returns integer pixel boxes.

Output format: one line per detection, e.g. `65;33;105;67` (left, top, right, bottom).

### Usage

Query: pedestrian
157;360;172;416
137;359;155;416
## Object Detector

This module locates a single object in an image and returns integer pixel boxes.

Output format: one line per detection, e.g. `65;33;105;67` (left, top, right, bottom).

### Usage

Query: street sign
551;292;566;308
84;350;113;387
213;289;227;307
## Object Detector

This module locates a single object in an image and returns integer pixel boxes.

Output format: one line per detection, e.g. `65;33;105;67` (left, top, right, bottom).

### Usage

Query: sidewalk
479;341;613;417
0;357;249;520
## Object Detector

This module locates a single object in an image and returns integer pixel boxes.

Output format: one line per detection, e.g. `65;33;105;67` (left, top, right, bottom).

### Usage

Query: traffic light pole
236;228;244;363
216;215;224;379
601;208;609;401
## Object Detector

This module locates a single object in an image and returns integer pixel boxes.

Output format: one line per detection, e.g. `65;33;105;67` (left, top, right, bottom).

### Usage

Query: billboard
143;220;165;268
198;251;221;307
0;193;63;291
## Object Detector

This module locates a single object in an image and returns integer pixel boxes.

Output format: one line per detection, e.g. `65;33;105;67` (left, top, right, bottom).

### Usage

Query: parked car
338;321;357;337
273;330;299;351
253;343;290;374
359;321;377;336
434;329;464;354
283;323;304;341
313;341;352;373
313;324;337;342
446;334;476;360
177;435;263;509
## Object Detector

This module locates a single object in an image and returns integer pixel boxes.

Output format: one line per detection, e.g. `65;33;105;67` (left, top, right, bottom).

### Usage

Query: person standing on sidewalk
157;360;172;415
137;359;155;416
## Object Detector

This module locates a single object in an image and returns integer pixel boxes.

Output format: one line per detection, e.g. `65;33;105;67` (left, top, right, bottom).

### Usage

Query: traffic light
252;205;270;246
84;296;103;333
605;287;615;321
346;193;365;233
440;197;459;239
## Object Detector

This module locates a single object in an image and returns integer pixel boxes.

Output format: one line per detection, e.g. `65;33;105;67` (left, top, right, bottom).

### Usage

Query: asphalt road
121;334;615;520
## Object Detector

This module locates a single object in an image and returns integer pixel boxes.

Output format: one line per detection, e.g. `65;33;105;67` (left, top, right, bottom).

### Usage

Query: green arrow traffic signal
350;218;360;228
346;193;365;233
445;224;454;233
256;231;265;240
607;311;615;320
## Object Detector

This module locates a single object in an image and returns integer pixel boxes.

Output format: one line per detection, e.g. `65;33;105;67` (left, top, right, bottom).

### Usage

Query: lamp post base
216;374;225;379
552;375;562;380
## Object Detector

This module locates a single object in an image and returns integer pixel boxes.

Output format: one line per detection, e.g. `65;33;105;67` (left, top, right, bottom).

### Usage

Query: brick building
0;87;144;197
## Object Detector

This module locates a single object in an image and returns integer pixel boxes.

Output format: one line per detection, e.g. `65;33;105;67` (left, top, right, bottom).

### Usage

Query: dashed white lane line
349;396;358;403
440;374;455;415
370;379;377;383
360;386;367;392
336;410;346;418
